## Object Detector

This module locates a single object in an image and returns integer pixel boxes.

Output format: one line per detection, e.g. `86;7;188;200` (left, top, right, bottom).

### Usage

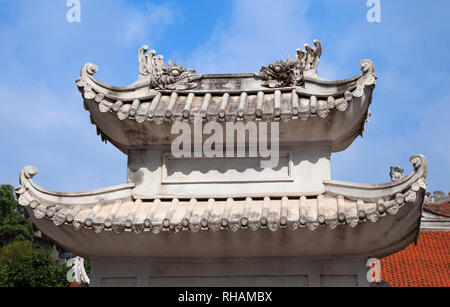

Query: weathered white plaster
128;145;331;198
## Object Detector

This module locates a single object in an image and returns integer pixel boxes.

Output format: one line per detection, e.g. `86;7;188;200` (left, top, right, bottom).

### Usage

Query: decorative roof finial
137;45;202;90
257;40;323;88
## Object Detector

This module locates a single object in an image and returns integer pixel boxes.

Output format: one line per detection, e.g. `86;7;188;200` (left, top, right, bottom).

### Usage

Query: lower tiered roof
15;155;428;259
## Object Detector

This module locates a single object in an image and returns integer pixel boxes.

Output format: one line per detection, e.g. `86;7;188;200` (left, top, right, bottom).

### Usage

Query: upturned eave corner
323;154;428;219
354;59;377;98
15;166;135;227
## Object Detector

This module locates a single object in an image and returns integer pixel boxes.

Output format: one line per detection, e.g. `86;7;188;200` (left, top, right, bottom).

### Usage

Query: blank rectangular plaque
161;152;293;184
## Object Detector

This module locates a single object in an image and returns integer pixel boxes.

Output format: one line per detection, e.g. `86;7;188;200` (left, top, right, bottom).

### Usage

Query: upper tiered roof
76;40;376;153
381;231;450;287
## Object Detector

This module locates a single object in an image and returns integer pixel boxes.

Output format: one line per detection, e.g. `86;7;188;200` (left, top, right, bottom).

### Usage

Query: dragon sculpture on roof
258;40;322;88
137;45;202;90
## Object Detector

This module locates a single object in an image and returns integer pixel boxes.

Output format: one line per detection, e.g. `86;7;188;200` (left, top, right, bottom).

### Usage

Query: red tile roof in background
424;202;450;217
381;231;450;287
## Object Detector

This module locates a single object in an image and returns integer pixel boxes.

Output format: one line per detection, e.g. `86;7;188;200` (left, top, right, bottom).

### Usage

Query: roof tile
424;202;450;217
381;231;450;287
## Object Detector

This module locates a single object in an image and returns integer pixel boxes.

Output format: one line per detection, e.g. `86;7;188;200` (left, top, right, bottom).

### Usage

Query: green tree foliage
0;185;33;247
0;240;70;287
0;184;76;287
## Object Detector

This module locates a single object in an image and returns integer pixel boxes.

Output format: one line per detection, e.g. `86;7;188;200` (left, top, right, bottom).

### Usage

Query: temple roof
424;202;450;217
76;40;376;153
421;202;450;231
381;231;450;287
15;40;428;261
15;155;428;258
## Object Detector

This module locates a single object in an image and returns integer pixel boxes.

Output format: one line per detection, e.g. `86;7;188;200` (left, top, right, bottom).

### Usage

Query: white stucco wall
128;144;331;198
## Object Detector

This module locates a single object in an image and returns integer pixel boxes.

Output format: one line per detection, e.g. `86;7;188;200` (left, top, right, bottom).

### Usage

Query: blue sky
0;0;449;192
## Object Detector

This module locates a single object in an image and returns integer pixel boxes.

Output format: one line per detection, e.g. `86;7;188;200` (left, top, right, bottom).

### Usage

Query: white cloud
183;0;313;74
118;2;182;44
1;0;448;193
0;0;181;191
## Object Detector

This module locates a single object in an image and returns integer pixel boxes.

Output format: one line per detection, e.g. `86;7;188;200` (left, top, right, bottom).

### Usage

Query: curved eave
16;155;427;259
77;63;366;101
15;166;134;226
76;61;376;153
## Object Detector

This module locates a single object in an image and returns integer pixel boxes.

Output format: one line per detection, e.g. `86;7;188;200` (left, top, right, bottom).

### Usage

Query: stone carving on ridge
390;167;405;182
137;45;202;90
257;40;322;88
75;40;377;130
353;59;377;97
